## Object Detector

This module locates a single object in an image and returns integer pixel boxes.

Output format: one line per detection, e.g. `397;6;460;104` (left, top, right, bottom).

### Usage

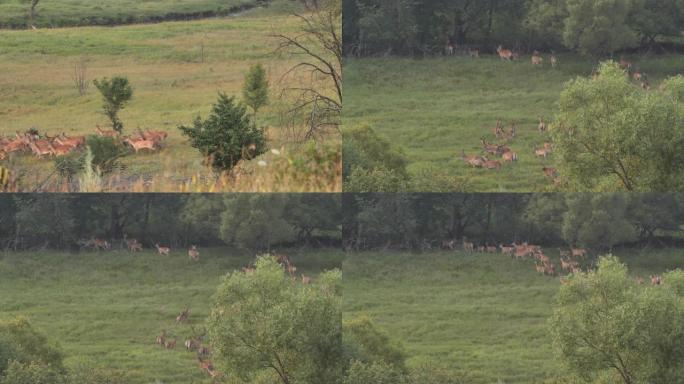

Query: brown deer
500;244;514;256
155;243;170;256
619;56;632;70
550;55;558;68
486;245;497;253
198;358;219;378
497;45;514;61
650;275;662;285
301;274;311;284
538;117;548;133
188;245;200;262
124;137;157;153
462;240;474;253
543;262;556;276
635;276;644;285
531;51;543;66
542;167;558;179
441;239;456;250
484;159;502;170
155;330;166;346
535;263;546;274
176;307;190;323
95;125;118;137
286;263;297;277
126;238;142;252
494;119;504;138
242;266;255;273
481;138;502;155
460;150;486;168
185;338;200;351
534;147;549;158
164;339;176;349
502;151;517;162
28;139;53;158
469;48;480;58
571;248;587;258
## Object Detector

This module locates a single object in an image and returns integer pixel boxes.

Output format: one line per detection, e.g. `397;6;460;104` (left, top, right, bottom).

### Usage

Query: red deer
185;338;200;351
242;266;255;273
462;240;474;253
54;133;85;148
502;151;517;162
494;119;504;138
469;48;479;58
446;42;455;55
531;51;543;66
155;243;170;256
28;139;53;158
500;244;514;256
497;45;514;61
198;358;219;378
486;245;497;253
287;263;297;276
571;248;587;258
188;245;200;262
542;167;558;179
176;307;190;323
619;56;632;70
650;275;662;285
641;80;651;90
635;276;644;285
633;71;642;81
538;117;548;133
477;245;485;253
441;239;456;250
460;150;486;168
155;331;166;346
124;137;157;153
559;276;569;285
543;262;556;276
543;142;553;152
197;346;211;357
301;274;311;284
535;263;546;274
275;253;291;266
534;147;549;158
164;339;176;349
82;238;110;251
484;159;502;170
96;125;119;137
537;253;550;264
550;55;558;68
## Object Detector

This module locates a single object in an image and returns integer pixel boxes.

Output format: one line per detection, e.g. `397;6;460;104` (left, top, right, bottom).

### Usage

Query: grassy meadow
343;53;684;192
0;247;343;383
0;2;341;192
0;0;260;28
343;248;684;383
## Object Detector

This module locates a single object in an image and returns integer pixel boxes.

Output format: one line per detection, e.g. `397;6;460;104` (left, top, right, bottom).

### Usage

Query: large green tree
552;61;684;191
550;256;684;384
207;256;343;384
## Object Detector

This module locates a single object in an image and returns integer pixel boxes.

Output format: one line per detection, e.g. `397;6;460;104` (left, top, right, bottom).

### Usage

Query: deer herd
452;239;664;286
0;125;167;161
80;235;200;262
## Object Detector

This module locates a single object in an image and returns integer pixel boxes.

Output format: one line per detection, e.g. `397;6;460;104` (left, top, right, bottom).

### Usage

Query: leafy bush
93;77;133;134
243;63;269;115
343;124;408;180
179;93;267;171
53;136;125;179
1;361;66;384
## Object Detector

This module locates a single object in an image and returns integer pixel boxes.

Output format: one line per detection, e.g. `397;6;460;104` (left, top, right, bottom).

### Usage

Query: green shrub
1;361;65;384
179;93;267;171
93;77;133;134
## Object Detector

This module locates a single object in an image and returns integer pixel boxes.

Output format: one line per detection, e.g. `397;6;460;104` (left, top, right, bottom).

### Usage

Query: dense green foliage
553;61;684;191
93;77;133;134
343;0;684;56
343;193;684;250
242;63;269;116
179;93;267;171
0;194;340;250
550;256;684;383
208;256;343;383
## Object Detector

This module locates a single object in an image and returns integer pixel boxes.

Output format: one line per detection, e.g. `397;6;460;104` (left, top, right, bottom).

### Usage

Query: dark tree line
343;0;684;56
0;194;341;251
342;193;684;251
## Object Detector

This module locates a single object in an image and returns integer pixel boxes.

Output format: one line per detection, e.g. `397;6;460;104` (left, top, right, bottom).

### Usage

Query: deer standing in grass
124;137;157;153
155;243;170;256
188;245;200;262
497;45;514;61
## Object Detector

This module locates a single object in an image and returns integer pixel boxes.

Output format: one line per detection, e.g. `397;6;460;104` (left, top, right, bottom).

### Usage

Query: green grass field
0;0;261;28
343;248;684;383
343;54;684;192
0;3;341;192
0;248;343;383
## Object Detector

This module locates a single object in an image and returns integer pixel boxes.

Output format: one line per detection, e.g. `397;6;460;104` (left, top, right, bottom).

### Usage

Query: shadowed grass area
343;54;684;192
343;248;684;383
0;7;341;192
0;248;343;383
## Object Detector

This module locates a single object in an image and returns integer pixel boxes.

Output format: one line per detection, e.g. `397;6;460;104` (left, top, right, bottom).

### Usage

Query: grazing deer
460;150;486;168
185;338;200;351
531;51;543;66
198;358;219;378
534;146;549;158
441;239;456;250
155;331;166;346
500;244;514;256
164;339;176;349
542;167;557;179
125;236;142;252
95;125;118;137
484;159;502;170
650;275;662;285
570;248;587;258
462;240;474;253
486;245;497;253
155;243;170;256
188;245;200;262
619;56;632;70
124;137;157;153
538;117;548;133
497;45;514;61
550;55;558;68
543;262;556;276
301;274;311;284
535;263;546;274
176;307;190;323
502;151;517;162
635;276;644;285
